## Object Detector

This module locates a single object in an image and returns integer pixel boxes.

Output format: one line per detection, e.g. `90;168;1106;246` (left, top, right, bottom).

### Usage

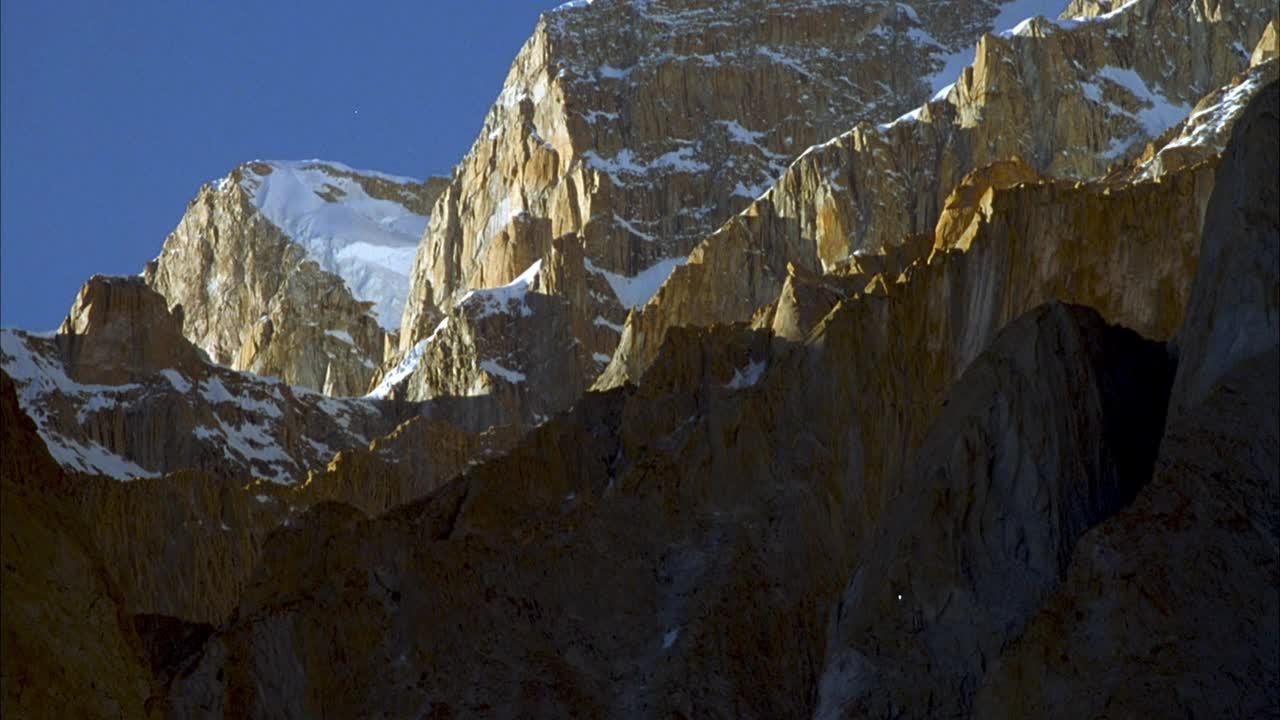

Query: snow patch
584;256;689;309
583;146;710;185
160;369;192;393
726;359;767;390
366;318;449;399
1096;66;1192;138
459;260;542;319
325;329;356;345
593;316;625;333
479;360;527;384
200;377;283;418
599;63;633;79
1162;73;1263;151
44;434;159;480
239;160;429;329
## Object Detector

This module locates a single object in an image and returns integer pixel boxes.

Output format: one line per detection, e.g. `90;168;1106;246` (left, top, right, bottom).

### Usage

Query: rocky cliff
600;0;1276;387
378;0;1138;426
144;160;446;395
2;0;1277;717
971;77;1279;719
1;373;155;718
2;276;407;483
154;77;1277;720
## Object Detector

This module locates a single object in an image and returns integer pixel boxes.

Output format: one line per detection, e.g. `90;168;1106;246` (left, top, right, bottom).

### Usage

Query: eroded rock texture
144;161;445;395
1;1;1276;718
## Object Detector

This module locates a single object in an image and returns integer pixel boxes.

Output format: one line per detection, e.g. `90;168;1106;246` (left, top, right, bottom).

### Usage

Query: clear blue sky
1;0;564;330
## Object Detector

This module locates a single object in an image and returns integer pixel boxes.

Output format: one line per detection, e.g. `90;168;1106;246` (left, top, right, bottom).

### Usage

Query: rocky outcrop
55;275;207;385
600;0;1274;387
1253;17;1278;65
160;80;1277;719
812;303;1176;718
370;235;629;429
972;77;1279;720
1134;58;1277;179
399;0;971;343
1;373;155;719
144;160;443;395
2;278;406;482
385;0;1099;420
292;416;522;519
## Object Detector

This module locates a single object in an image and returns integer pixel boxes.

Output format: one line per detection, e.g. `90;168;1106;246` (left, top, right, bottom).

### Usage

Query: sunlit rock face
385;0;1096;422
144;160;446;395
2;0;1277;716
599;0;1275;389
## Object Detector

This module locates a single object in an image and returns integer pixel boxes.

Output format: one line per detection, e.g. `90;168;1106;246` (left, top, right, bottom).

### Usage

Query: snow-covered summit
234;160;434;330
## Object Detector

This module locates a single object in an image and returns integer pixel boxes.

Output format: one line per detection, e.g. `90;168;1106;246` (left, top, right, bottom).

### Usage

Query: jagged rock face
608;146;1218;393
0;374;155;719
371;235;629;429
1;307;403;483
0;360;514;629
1;278;522;627
153;307;1172;718
160;81;1277;719
1135;58;1277;178
144;160;444;395
400;0;955;344
973;79;1279;719
812;304;1176;718
55;274;207;385
4;1;1277;716
600;0;1274;387
389;0;1090;418
166;326;855;719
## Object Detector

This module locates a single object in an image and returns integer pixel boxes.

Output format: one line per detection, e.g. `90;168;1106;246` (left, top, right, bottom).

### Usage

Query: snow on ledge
585;256;689;309
236;160;430;330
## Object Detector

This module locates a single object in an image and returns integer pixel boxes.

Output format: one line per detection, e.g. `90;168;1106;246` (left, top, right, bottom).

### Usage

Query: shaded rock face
812;304;1176;718
2;280;405;483
386;0;1094;421
0;366;518;634
158;304;1175;718
157;81;1276;720
972;77;1280;720
600;0;1275;387
0;373;155;719
144;161;444;395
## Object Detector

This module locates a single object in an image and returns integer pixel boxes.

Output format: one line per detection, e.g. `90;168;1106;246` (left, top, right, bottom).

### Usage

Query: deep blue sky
1;0;564;330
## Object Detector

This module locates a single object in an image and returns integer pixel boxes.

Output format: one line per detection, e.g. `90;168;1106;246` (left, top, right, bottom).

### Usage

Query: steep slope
160;309;1174;718
600;0;1275;386
1;373;155;719
973;76;1279;720
144;160;446;395
811;303;1174;718
381;0;1094;424
159;79;1277;719
1;276;405;483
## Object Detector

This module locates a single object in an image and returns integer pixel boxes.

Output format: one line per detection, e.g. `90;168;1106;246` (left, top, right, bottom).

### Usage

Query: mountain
1;0;1277;717
601;0;1276;387
152;81;1277;716
143;160;447;395
377;0;1142;425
